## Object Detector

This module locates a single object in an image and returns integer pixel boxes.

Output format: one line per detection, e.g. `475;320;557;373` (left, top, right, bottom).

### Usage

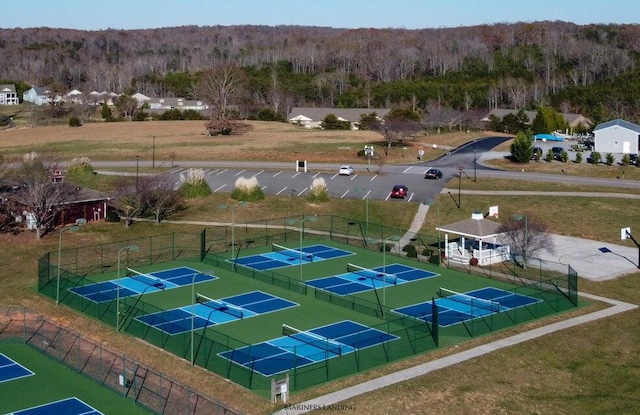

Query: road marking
276;187;287;195
407;192;414;202
297;188;307;196
331;173;339;179
341;190;350;199
362;190;371;200
206;169;220;175
292;172;301;178
235;169;247;176
350;174;358;180
214;184;227;192
273;171;282;177
254;170;264;177
312;172;321;178
385;192;391;201
370;174;378;182
402;166;413;174
261;185;267;190
216;169;228;175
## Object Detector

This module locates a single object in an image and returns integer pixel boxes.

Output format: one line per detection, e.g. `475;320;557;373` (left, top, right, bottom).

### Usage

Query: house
287;107;390;130
0;84;19;105
132;92;151;105
23;86;52;105
146;97;208;112
481;109;593;131
64;89;85;104
593;119;640;154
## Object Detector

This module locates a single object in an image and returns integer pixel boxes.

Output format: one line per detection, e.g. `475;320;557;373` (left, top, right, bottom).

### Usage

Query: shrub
605;153;615;165
307;177;329;203
406;250;418;258
231;176;265;201
428;254;440;264
545;149;554;162
575;152;583;163
105;210;121;222
66;157;93;176
560;150;569;162
178;168;212;198
402;244;416;253
621;153;630;166
590;151;601;164
422;248;433;256
469;257;479;266
68;116;82;127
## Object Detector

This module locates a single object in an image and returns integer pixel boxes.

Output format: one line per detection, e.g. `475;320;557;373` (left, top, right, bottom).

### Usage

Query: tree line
1;22;640;124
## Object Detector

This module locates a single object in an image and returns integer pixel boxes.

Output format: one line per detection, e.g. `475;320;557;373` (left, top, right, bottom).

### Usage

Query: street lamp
218;202;248;265
299;215;317;286
56;225;80;305
116;245;139;333
135;155;139;190
474;147;477;182
190;272;207;365
367;234;401;317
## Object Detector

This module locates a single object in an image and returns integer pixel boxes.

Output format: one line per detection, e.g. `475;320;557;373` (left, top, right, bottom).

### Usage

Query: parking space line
362;190;371;200
297;188;308;196
235;169;247;176
341;190;350;199
276;186;287;195
312;172;321;178
407;192;415;202
273;171;282;177
370;174;378;181
261;185;267;190
331;173;339;179
216;169;228;175
214;184;227;192
206;168;220;175
350;174;358;180
402;166;413;174
254;170;264;177
385;192;391;201
292;172;301;178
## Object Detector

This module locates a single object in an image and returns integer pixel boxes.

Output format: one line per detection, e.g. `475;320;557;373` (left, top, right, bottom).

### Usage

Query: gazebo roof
436;216;502;239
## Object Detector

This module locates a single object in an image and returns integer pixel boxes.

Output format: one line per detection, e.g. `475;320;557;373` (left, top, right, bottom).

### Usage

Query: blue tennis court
0;353;34;383
393;287;541;327
232;244;353;271
135;291;298;335
305;263;439;296
8;397;102;415
69;266;216;303
219;320;399;376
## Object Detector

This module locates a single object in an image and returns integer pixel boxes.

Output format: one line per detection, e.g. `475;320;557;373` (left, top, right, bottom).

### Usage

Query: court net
196;293;244;319
282;323;342;356
438;287;501;313
272;243;314;262
347;263;397;285
126;268;166;289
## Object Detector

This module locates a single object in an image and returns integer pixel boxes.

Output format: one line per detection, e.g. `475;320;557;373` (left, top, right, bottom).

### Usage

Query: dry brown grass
0;120;502;164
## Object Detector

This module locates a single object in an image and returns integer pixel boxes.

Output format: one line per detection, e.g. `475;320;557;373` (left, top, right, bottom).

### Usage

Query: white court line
214;184;227;192
276;187;287;195
297;188;308;196
273;171;282;177
341;190;350;198
216;169;228;175
370;174;378;181
235;169;247;176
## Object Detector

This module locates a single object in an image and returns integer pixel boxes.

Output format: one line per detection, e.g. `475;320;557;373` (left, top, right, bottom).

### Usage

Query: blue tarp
533;133;564;141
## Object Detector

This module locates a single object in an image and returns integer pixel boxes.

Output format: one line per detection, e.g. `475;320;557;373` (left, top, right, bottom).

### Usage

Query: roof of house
288;107;390;122
0;84;16;93
29;86;51;96
593;119;640;134
436;216;502;239
482;109;592;127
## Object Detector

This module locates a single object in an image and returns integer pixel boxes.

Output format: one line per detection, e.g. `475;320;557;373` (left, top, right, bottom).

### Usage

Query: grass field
0;119;638;415
0;342;153;415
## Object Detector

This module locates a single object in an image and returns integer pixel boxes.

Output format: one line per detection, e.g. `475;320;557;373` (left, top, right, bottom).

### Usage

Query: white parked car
338;166;355;176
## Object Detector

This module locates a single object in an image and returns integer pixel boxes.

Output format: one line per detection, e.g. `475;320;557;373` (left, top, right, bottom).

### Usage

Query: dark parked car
630;154;638;165
390;185;408;199
551;146;564;160
424;168;443;179
531;147;543;160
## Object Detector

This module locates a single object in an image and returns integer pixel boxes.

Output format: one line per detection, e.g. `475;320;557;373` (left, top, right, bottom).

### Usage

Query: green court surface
43;230;579;396
0;342;153;415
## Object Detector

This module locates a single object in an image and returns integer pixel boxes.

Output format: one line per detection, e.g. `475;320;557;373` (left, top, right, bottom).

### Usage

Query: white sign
489;205;499;218
418;149;424;156
621;227;631;240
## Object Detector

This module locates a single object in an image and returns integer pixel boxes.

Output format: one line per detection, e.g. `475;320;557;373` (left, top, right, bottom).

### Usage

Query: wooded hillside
1;22;640;123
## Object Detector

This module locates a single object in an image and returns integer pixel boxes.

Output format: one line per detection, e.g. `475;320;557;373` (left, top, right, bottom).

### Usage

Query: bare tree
143;174;185;224
196;63;247;122
498;216;554;269
111;179;145;228
15;155;77;239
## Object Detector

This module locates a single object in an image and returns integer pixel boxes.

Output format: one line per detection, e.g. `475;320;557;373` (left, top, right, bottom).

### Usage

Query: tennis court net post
196;293;244;319
282;323;343;356
438;287;501;313
272;243;314;262
347;263;397;285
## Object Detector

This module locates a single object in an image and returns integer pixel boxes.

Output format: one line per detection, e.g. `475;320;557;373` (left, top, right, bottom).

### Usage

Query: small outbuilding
593;119;640;154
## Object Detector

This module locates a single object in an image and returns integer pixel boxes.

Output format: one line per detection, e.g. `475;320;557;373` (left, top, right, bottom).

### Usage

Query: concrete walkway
272;293;638;415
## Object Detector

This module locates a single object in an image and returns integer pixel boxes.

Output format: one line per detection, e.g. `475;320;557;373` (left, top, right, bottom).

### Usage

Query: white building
593;119;640;154
0;84;19;105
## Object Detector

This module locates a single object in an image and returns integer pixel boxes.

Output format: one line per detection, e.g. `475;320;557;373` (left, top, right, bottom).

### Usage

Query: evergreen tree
510;130;534;163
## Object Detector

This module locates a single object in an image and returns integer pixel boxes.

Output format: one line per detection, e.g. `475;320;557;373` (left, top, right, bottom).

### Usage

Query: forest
1;21;640;124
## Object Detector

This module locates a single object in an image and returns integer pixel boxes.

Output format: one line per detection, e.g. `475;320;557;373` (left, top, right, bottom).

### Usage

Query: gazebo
436;211;510;265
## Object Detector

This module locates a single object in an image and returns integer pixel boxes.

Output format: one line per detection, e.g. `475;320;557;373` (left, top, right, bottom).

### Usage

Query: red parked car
390;185;408;199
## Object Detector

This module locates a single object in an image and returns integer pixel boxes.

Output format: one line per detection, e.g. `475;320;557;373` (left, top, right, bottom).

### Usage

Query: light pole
474;148;477;182
152;136;155;168
218;202;248;264
135;155;139;190
116;245;139;333
299;215;317;285
191;272;205;365
56;225;80;305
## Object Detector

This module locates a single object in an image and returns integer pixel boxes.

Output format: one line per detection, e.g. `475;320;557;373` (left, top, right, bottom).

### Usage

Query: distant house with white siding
0;84;19;105
23;86;52;105
593;119;640;154
287;107;390;130
146;97;208;112
481;109;593;131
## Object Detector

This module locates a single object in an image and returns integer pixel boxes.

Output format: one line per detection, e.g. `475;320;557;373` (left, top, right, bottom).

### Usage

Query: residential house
23;86;52;105
146;97;208;112
64;89;85;104
0;84;19;105
481;109;593;132
287;107;390;130
593;119;640;154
